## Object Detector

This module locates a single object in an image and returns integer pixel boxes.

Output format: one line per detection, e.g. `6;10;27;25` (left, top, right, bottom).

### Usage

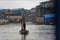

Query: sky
0;0;49;10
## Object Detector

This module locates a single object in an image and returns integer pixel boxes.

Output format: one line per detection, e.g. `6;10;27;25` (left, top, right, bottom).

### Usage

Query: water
0;22;55;40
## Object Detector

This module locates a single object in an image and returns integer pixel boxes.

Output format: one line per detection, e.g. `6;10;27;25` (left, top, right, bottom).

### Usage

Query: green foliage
14;8;26;14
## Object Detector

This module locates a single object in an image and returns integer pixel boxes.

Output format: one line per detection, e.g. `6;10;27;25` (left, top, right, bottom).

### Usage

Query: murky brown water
0;22;55;40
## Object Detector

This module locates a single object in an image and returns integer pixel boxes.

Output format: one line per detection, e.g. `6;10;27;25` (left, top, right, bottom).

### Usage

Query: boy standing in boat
21;17;26;31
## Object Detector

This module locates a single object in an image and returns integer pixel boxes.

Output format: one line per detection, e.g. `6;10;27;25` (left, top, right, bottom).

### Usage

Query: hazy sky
0;0;49;9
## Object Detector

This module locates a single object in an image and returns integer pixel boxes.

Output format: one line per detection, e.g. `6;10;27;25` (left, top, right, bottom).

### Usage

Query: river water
0;22;55;40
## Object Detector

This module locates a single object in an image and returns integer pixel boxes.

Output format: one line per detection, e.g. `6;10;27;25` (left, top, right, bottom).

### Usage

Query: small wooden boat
19;30;29;35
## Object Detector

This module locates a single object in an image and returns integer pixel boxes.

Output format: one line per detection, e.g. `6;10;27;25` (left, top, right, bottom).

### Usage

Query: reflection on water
21;34;27;40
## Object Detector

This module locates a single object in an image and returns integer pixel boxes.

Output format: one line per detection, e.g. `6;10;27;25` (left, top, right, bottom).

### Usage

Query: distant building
40;0;55;15
35;0;55;24
36;5;41;16
36;0;55;16
6;14;22;23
